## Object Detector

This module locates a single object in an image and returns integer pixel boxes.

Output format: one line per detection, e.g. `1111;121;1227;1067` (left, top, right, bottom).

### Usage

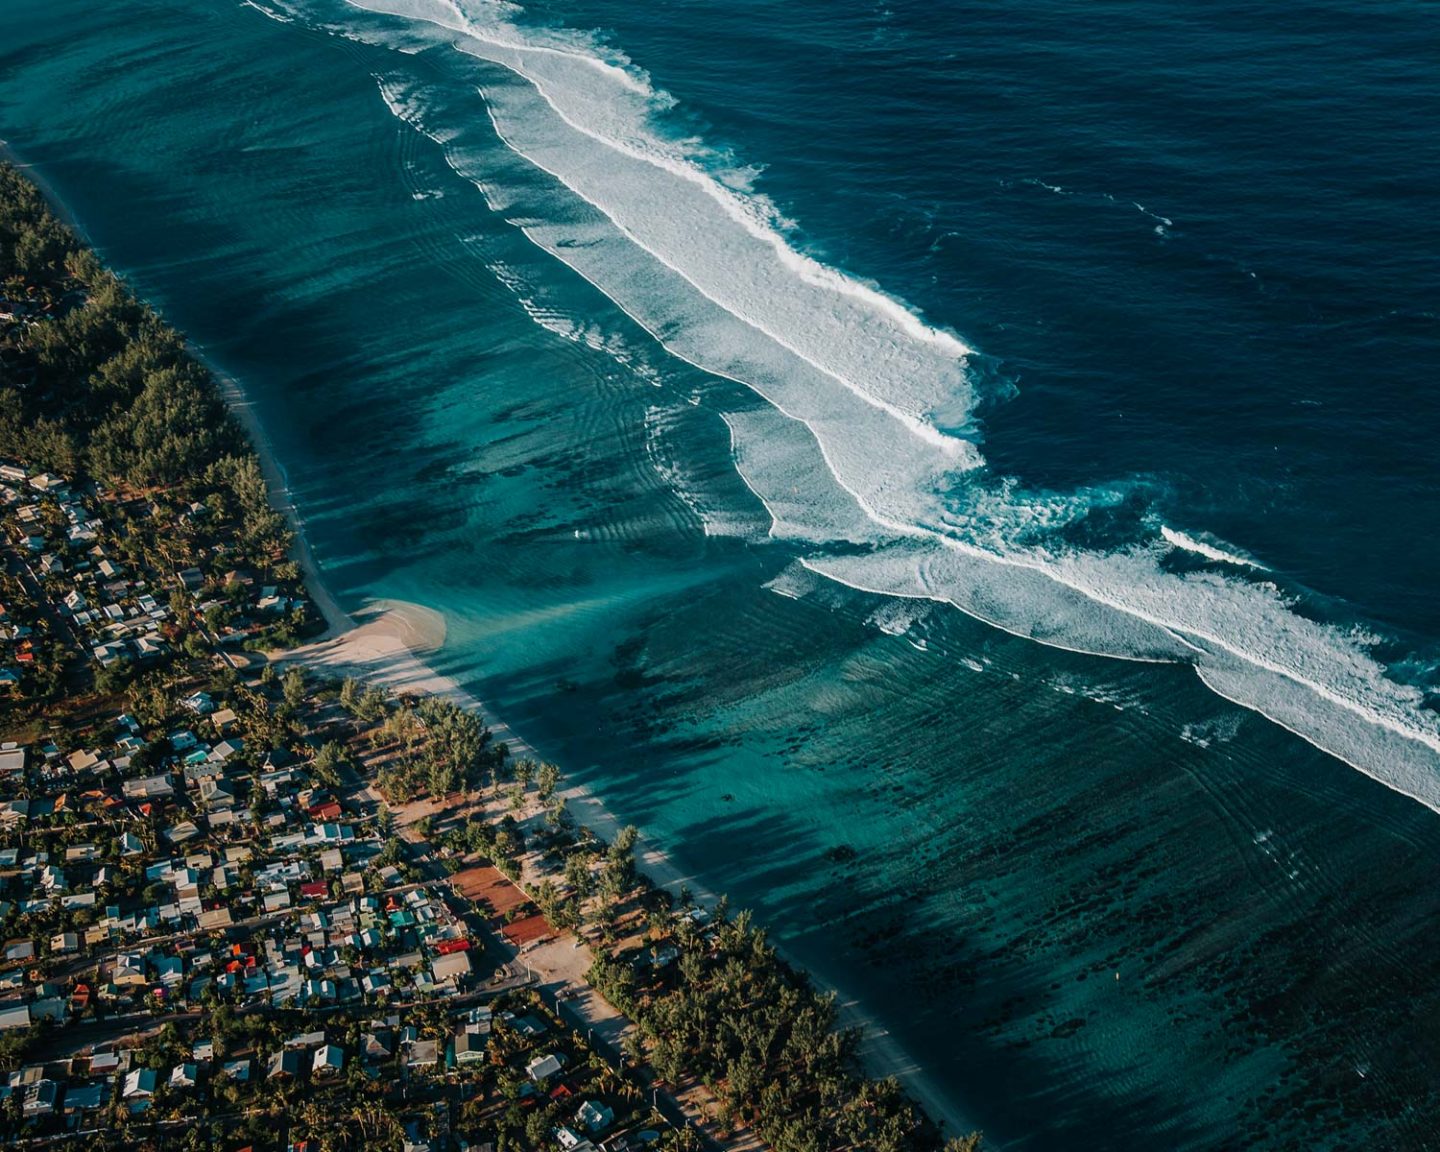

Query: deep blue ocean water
3;1;1439;1146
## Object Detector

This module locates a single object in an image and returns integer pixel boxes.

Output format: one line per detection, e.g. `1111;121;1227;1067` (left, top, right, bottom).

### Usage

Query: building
430;950;472;986
576;1101;613;1134
123;1068;158;1098
525;1053;564;1084
312;1044;345;1078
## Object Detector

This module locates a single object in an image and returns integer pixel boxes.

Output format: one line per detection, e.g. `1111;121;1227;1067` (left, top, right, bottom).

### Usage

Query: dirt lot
499;912;553;947
451;863;532;916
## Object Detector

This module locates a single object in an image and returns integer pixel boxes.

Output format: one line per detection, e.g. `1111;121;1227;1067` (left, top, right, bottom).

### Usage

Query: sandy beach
273;592;972;1137
8;149;974;1138
219;359;974;1139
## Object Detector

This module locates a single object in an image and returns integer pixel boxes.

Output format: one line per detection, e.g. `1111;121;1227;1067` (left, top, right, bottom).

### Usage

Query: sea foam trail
1161;525;1269;570
291;0;1440;810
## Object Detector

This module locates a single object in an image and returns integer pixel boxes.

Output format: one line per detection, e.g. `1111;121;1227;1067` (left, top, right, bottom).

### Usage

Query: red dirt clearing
500;913;553;947
451;864;530;916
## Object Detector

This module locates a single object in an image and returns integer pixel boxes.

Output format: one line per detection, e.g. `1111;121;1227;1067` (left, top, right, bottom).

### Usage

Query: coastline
267;591;975;1137
232;390;975;1138
5;144;976;1142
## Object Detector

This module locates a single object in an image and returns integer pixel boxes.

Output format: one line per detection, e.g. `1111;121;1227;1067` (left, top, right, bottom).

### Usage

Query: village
0;453;709;1151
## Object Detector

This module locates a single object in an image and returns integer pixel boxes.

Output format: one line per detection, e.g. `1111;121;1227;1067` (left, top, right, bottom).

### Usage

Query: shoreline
6;145;977;1142
236;418;975;1137
273;598;974;1139
227;365;979;1143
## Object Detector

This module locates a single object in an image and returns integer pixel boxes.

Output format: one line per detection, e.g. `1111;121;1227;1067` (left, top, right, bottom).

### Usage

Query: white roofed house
312;1043;345;1078
22;1079;58;1118
576;1100;613;1134
0;1002;31;1030
199;778;237;809
112;952;147;986
123;1068;158;1098
50;931;79;954
122;773;174;801
453;1029;487;1065
182;691;215;716
2;939;35;964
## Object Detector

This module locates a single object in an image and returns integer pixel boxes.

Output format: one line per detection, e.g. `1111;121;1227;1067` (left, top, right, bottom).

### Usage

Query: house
170;1063;198;1089
2;939;35;963
576;1101;613;1134
22;1079;58;1118
0;747;24;775
525;1053;564;1084
0;1002;30;1030
122;774;174;801
361;1030;393;1060
267;1050;303;1080
200;779;237;809
406;1039;438;1068
89;1051;123;1076
112;954;147;986
50;931;79;954
182;691;215;716
312;1044;344;1078
210;738;243;762
123;1068;158;1098
63;1082;106;1113
454;1030;487;1064
430;950;472;986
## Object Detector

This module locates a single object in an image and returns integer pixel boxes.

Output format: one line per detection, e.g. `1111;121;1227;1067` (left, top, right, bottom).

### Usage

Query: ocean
3;0;1439;1146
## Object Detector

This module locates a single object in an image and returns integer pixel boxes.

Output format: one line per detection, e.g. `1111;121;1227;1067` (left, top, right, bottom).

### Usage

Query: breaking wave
264;0;1440;810
1161;525;1269;570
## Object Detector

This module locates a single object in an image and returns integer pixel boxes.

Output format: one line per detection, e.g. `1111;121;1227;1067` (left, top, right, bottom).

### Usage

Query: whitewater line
1195;667;1440;816
1161;525;1269;570
347;4;1440;794
796;557;1184;666
450;86;1440;766
472;95;971;459
347;0;972;362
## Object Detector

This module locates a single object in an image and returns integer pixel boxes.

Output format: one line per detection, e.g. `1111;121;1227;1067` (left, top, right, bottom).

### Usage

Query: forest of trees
0;162;245;487
588;902;979;1152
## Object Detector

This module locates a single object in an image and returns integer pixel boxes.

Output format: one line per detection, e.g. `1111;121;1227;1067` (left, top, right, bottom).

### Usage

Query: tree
339;677;360;712
311;741;349;787
281;666;307;709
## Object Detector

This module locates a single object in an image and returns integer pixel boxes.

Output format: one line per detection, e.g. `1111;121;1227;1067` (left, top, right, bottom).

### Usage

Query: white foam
272;0;1440;811
1161;526;1269;570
